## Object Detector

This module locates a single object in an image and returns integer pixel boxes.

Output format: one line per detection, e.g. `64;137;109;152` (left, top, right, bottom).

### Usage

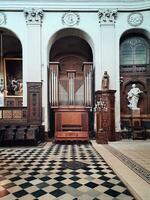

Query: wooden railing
0;107;27;124
120;64;150;74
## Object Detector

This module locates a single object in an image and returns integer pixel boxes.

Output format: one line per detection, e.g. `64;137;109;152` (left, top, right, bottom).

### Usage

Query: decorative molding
0;12;7;25
62;12;80;26
24;8;44;25
98;9;118;25
128;12;143;27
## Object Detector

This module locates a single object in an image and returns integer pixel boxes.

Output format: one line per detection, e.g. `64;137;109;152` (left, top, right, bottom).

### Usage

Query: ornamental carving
98;9;118;24
128;12;143;27
0;12;6;25
24;8;44;24
62;12;80;26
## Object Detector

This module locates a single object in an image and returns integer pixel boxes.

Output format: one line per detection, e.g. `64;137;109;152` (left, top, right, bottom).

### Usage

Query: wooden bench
0;125;43;146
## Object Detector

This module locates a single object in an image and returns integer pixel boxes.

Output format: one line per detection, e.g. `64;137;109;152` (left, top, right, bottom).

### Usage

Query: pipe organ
49;62;59;106
84;62;92;106
67;70;76;105
49;62;93;141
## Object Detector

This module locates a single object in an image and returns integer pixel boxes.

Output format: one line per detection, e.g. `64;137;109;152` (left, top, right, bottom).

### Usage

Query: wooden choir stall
49;62;93;141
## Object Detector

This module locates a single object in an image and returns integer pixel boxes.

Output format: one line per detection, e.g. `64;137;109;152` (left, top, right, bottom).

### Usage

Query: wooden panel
27;82;42;125
0;107;27;124
4;97;23;107
55;131;89;141
61;112;81;125
3;110;12;119
56;113;61;131
95;90;116;141
54;106;89;141
82;113;88;131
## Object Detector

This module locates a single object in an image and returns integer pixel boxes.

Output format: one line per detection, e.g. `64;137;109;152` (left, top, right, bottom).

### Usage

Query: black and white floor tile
0;143;135;199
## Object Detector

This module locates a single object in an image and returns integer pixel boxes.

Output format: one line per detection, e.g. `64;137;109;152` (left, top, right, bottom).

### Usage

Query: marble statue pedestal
132;108;141;127
131;108;145;139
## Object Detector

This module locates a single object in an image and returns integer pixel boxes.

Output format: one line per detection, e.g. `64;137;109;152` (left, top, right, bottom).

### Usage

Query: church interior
0;0;150;199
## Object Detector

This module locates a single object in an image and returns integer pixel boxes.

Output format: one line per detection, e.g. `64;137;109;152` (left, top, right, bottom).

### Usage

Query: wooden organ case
49;61;93;141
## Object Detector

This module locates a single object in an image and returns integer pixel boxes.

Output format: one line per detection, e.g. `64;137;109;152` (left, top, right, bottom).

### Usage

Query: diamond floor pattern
0;143;135;199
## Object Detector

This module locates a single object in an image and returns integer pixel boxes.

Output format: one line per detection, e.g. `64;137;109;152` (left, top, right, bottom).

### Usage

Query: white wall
1;3;150;132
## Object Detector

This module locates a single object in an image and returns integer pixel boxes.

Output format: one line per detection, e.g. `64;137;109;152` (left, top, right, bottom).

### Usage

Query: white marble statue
127;84;143;110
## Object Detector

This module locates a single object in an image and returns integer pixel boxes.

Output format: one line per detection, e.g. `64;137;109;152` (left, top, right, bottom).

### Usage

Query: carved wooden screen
27;82;42;125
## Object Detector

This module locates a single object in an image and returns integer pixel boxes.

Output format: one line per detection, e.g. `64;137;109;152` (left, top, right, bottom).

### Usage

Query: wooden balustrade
0;107;27;124
120;64;150;74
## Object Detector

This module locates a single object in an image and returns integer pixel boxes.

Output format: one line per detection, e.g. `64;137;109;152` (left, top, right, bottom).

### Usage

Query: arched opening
49;30;93;141
120;29;150;136
0;28;22;107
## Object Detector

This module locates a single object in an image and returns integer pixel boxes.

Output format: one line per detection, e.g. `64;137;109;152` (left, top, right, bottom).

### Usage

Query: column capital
98;9;118;25
24;8;44;25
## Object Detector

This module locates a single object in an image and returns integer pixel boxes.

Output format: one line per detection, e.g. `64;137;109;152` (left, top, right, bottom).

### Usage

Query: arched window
120;37;149;66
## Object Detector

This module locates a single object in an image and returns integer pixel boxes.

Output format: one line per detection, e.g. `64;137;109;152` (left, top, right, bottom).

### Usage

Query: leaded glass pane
134;44;147;64
120;37;149;65
121;44;133;65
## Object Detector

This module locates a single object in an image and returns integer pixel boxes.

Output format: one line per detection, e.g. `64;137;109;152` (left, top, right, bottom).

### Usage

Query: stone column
24;8;43;82
98;9;118;89
23;8;44;107
98;9;120;132
24;9;47;133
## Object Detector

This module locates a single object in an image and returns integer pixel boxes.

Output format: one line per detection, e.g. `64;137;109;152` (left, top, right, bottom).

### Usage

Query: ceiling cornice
0;1;150;12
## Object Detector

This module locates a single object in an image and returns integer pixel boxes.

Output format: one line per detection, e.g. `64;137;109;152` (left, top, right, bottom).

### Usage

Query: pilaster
24;8;44;82
98;9;118;90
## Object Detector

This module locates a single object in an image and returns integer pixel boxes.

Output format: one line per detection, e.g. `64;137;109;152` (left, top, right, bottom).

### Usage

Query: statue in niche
7;77;17;95
11;78;18;92
102;71;109;90
127;83;143;110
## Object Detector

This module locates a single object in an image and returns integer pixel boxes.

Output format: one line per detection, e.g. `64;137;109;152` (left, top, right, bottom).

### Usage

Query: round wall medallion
62;12;80;26
128;12;143;27
0;12;6;25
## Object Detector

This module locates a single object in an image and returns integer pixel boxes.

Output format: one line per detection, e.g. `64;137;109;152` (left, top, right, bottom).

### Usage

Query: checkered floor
0;143;135;200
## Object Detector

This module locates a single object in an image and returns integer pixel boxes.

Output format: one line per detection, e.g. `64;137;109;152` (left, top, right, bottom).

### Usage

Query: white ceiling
0;0;150;11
